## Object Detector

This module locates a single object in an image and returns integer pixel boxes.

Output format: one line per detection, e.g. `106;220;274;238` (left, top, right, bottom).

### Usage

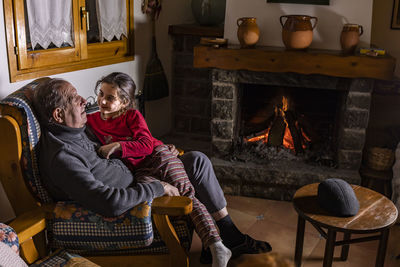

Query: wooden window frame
3;0;135;83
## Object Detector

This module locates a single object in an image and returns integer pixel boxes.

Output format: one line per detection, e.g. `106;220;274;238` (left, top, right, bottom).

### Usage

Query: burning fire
245;96;311;153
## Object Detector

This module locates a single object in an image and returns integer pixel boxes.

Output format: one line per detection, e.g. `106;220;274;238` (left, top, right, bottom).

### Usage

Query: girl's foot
200;235;272;264
209;241;232;267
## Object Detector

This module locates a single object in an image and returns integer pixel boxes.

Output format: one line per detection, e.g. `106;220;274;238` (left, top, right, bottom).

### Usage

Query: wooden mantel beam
193;45;396;80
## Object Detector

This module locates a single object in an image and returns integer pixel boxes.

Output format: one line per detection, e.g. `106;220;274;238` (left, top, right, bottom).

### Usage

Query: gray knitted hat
317;178;360;217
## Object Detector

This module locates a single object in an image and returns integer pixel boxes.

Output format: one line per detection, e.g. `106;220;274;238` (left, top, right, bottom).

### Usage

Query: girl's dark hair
95;72;136;109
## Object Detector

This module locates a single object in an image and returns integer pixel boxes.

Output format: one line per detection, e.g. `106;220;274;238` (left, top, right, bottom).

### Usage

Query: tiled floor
188;195;400;267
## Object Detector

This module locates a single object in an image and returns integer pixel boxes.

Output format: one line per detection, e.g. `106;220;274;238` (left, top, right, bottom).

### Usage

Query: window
4;0;134;82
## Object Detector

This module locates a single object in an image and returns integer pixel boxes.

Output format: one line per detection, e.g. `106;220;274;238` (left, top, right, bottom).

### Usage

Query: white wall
0;0;194;135
143;0;194;135
371;0;400;78
224;0;373;50
0;0;194;222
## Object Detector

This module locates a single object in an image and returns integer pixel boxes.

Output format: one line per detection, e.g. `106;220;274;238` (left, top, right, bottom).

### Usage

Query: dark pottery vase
191;0;226;26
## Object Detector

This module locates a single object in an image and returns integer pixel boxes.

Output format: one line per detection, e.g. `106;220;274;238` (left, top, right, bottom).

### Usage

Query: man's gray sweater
38;123;164;217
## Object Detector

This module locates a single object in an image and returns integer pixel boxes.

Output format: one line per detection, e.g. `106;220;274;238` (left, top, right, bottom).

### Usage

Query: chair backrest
0;78;54;216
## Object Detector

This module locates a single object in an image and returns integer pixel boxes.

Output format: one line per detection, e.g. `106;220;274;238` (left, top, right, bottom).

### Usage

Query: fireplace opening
210;70;371;199
243;94;312;154
233;83;347;167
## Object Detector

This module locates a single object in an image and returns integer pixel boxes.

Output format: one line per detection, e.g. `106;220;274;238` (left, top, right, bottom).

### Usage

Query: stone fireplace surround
210;70;373;200
193;45;395;201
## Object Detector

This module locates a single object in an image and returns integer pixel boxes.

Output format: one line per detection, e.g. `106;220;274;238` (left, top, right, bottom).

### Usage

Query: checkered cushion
0;78;193;254
65;216;193;256
30;249;99;267
49;201;154;251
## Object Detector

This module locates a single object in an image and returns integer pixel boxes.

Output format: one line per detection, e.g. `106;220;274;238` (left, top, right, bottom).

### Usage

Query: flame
246;128;270;143
282;127;295;150
274;96;288;117
245;96;311;151
282;96;288;112
282;121;311;150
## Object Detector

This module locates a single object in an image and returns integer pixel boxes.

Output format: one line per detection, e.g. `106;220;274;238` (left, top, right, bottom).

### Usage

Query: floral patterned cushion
0;223;19;254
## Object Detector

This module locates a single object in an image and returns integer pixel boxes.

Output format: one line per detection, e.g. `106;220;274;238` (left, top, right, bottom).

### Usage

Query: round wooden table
293;183;398;267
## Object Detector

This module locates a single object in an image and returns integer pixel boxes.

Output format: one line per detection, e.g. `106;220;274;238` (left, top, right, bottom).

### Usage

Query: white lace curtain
97;0;127;42
26;0;73;50
26;0;126;50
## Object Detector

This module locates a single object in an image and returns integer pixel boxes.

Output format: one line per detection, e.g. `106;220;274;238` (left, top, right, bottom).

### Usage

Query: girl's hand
166;144;180;157
160;181;180;196
98;142;121;159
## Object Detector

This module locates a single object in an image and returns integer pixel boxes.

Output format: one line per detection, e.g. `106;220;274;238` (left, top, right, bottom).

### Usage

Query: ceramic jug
280;15;318;50
340;24;363;54
191;0;226;26
237;17;260;48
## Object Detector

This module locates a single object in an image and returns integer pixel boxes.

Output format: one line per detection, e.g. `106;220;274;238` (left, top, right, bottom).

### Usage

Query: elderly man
33;78;271;263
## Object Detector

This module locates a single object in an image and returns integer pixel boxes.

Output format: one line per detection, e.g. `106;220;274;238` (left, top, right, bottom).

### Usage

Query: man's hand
160;181;180;196
166;144;179;157
98;142;121;159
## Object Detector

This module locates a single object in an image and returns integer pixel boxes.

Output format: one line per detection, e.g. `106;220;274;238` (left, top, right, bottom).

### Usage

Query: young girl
86;72;231;267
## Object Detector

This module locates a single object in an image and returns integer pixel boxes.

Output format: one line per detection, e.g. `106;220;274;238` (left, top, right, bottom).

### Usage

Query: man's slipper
199;247;212;264
230;235;272;259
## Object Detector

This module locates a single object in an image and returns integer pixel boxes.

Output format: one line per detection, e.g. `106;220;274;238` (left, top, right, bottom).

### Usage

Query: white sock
209;241;232;267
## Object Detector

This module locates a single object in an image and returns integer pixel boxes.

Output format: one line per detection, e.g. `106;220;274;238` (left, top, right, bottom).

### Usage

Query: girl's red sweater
87;109;163;168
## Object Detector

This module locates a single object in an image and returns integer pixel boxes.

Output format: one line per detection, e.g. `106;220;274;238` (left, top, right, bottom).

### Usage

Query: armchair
0;78;193;267
1;216;100;266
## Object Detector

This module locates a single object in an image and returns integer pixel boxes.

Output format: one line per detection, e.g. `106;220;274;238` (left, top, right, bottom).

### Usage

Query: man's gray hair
33;78;73;124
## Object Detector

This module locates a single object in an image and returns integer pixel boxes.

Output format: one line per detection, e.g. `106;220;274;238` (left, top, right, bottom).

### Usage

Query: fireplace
210;70;373;200
193;45;395;200
237;83;345;164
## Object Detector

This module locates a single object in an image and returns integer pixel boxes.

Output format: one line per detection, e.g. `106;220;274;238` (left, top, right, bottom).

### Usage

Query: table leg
383;181;390;198
340;232;351;261
294;216;305;267
323;229;336;267
375;229;389;267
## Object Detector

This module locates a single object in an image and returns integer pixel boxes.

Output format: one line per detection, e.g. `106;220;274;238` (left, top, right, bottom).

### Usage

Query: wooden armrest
177;148;184;156
152;196;192;216
8;208;47;244
7;206;53;264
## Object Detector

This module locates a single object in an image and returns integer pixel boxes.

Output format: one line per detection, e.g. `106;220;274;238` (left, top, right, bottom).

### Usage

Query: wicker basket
367;147;395;171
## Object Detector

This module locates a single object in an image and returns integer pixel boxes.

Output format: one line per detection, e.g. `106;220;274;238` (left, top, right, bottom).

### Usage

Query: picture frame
391;0;400;29
267;0;329;5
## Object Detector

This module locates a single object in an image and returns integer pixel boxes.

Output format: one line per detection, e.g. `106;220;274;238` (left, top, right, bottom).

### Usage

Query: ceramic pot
237;17;260;48
340;24;363;54
191;0;226;26
280;15;318;50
